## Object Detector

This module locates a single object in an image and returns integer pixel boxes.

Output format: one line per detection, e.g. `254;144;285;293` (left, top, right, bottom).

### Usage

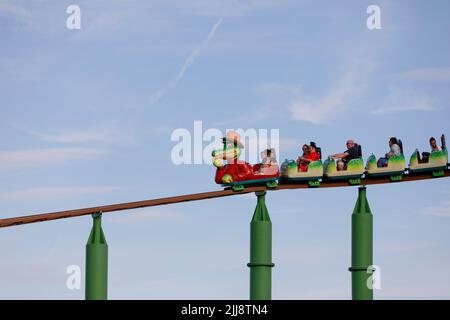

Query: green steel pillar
85;212;108;300
247;191;274;300
349;186;373;300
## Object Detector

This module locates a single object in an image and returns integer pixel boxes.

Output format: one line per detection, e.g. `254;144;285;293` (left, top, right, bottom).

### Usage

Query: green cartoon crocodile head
211;131;243;168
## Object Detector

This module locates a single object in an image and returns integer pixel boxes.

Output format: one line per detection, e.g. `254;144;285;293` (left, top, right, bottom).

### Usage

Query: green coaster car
366;139;406;181
323;144;364;185
409;134;448;177
323;158;364;184
280;159;323;186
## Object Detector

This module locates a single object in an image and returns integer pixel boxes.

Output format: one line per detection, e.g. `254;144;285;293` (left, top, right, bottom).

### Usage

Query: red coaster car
212;132;279;191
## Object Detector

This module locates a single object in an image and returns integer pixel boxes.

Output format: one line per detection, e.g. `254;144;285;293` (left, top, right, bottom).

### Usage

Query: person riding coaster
365;137;406;181
409;134;448;177
281;142;323;187
323;139;364;185
211;131;279;191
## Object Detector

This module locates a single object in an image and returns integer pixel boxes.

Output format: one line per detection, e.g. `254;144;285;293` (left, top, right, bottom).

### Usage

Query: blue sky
0;0;449;299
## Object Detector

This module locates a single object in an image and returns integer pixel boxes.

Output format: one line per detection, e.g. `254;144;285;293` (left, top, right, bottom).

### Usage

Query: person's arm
330;152;348;160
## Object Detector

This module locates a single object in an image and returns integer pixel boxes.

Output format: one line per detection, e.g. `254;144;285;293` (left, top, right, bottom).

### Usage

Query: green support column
85;212;108;300
247;191;274;300
349;186;373;300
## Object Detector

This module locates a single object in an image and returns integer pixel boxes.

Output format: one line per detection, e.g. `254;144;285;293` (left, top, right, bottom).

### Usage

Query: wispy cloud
0;147;106;172
17;124;137;146
149;16;224;105
22;128;113;144
377;243;429;254
289;60;373;124
0;0;30;18
394;67;450;82
422;201;450;218
174;16;223;87
0;186;122;201
371;86;437;115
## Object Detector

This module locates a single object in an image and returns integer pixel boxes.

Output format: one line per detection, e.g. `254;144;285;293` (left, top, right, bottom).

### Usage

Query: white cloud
371;86;436;115
0;186;122;201
395;67;450;82
0;0;30;18
0;147;106;172
422;201;450;218
17;124;138;146
377;243;428;254
289;60;374;124
23;129;113;144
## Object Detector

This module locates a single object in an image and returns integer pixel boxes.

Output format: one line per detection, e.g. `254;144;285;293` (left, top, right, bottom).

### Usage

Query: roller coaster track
1;168;449;229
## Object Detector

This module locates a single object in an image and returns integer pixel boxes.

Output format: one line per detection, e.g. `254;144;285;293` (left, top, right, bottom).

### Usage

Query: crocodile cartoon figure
212;131;279;190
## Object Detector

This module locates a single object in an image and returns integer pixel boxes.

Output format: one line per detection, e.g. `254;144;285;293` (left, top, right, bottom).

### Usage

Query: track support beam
248;191;274;300
349;186;373;300
85;212;108;300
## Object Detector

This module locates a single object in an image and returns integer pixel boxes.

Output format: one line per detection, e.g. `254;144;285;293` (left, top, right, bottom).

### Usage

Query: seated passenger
258;148;278;174
430;137;442;152
330;140;360;171
296;144;310;169
299;142;320;172
377;137;401;167
418;137;442;163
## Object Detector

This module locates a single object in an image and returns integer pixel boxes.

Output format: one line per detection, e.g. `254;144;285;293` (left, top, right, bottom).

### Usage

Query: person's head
302;144;309;154
266;149;272;157
430;137;437;148
309;142;317;153
346;140;354;149
389;137;398;147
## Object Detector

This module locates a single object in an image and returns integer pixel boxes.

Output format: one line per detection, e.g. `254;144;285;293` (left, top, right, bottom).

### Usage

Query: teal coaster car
366;139;406;182
409;134;448;177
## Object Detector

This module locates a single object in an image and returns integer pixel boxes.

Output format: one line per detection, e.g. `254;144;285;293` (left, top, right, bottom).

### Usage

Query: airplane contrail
149;16;225;105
